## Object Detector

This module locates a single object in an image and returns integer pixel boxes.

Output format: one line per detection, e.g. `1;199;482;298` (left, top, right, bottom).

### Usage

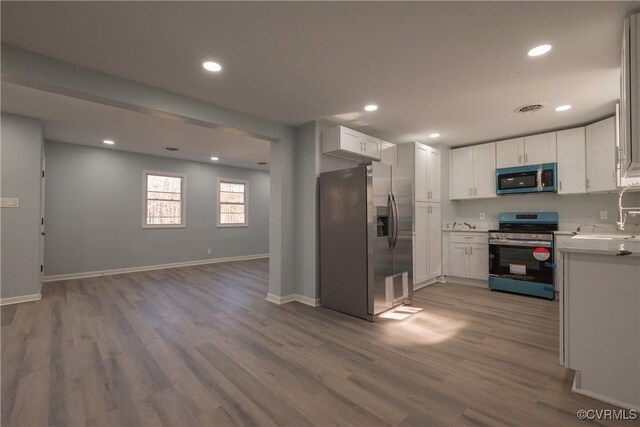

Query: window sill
217;224;249;228
142;225;187;229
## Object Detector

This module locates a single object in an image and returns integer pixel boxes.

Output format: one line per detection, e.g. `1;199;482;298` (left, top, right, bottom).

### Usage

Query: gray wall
1;114;44;299
2;44;297;298
438;145;640;225
44;140;269;276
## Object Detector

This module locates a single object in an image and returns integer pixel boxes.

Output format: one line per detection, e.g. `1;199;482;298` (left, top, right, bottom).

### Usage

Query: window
143;171;186;227
218;179;248;226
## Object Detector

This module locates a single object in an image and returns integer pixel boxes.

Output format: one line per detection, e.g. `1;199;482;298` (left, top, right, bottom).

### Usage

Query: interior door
427;203;442;279
557;128;586;194
473;142;496;198
525;132;557;164
39;151;45;289
414;144;429;201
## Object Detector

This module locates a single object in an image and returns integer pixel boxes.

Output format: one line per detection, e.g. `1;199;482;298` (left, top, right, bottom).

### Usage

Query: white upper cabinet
322;126;381;161
450;142;496;200
557;127;586;194
380;141;397;167
426;145;441;202
496;138;525;168
496;134;556;168
398;142;440;203
414;144;429;201
524;132;557;164
473;142;497;198
450;147;473;200
586;117;617;193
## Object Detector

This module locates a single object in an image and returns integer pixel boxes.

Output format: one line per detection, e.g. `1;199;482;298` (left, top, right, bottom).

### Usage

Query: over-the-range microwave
495;163;557;195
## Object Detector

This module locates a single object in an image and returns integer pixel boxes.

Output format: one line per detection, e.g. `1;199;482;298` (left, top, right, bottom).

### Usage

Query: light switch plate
480;212;485;220
599;210;608;220
0;198;19;208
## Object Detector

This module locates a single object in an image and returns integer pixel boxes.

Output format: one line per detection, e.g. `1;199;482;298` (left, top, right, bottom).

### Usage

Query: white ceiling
1;2;639;146
0;83;271;170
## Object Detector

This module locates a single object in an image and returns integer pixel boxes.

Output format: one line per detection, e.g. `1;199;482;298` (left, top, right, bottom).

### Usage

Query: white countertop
557;234;640;257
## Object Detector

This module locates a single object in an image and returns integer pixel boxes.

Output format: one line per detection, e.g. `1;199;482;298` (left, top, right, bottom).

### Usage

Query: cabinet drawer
450;233;488;244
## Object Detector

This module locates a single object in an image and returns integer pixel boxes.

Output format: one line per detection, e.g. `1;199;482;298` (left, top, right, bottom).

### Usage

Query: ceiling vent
515;104;545;114
165;147;179;151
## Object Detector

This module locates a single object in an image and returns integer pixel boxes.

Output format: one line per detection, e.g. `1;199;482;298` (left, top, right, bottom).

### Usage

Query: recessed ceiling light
364;104;378;112
103;139;115;145
528;44;552;57
210;156;219;161
429;133;441;138
555;104;572;112
202;61;222;72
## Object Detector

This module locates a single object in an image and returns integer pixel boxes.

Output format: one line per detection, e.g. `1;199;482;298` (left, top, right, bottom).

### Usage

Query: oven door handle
489;239;552;248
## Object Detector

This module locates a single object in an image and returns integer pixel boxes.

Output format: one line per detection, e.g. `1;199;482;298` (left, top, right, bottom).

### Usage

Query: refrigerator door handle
387;192;394;248
391;193;399;248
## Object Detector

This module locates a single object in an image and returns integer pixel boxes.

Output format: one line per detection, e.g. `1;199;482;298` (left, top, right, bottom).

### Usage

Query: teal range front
489;276;555;300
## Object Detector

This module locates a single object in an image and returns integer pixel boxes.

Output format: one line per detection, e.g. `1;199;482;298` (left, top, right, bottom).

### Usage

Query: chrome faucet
463;222;476;230
617;184;640;231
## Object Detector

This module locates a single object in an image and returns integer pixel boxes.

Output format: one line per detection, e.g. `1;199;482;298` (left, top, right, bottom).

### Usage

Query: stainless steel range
488;212;558;299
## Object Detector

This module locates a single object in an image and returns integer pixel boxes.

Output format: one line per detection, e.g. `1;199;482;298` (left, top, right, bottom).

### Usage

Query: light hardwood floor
1;259;631;426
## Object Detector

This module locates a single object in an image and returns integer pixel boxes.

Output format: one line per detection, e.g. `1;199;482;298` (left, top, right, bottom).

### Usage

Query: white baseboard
43;253;269;282
443;276;489;288
414;278;437;291
572;373;640;411
266;293;320;307
0;293;42;306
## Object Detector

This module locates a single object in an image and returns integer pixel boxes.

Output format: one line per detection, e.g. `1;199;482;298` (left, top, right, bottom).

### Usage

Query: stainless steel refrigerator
319;162;413;321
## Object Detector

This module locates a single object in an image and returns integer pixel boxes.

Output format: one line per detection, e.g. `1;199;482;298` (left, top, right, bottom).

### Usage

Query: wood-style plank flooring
1;259;631;426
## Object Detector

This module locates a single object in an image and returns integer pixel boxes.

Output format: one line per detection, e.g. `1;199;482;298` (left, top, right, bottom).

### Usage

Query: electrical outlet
207;249;212;255
600;210;608;220
479;212;485;220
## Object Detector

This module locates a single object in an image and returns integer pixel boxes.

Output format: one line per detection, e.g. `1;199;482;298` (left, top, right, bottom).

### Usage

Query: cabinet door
586;117;617;193
496;138;525;168
557;128;586;194
380;142;397;167
473;142;496;198
468;244;488;280
414;203;429;285
427;204;442;279
426;147;441;202
449;244;469;278
450;147;473;199
339;127;363;154
361;134;381;160
414;144;429;202
525;132;557;164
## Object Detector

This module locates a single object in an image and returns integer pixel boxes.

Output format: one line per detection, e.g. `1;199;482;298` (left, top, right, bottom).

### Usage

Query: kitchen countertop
557;234;640;257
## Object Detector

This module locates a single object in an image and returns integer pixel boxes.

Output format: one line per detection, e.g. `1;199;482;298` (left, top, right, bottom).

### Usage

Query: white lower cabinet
447;233;489;281
414;202;441;288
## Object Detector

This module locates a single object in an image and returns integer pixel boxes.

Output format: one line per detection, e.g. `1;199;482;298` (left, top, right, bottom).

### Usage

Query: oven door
489;236;554;284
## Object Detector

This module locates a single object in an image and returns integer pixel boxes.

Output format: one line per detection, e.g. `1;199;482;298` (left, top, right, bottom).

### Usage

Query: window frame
142;170;187;229
217;178;249;228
